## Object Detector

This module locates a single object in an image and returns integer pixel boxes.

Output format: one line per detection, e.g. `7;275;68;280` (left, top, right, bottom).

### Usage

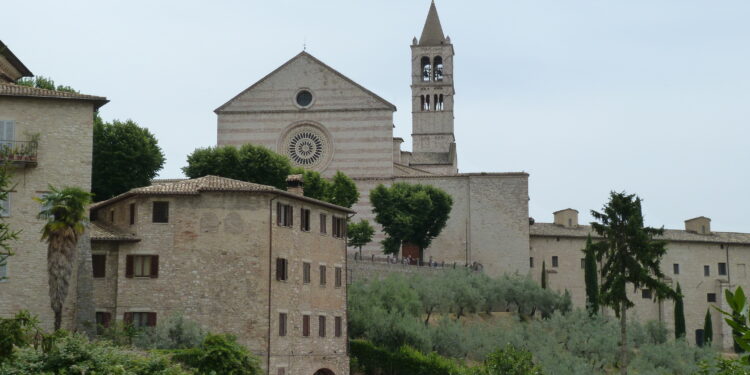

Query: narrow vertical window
109;210;114;223
92;254;106;278
319;265;326;286
129;203;136;225
320;213;327;234
673;263;680;275
276;258;288;281
704;265;710;277
434;94;438;111
303;262;311;284
279;313;287;336
529;257;534;268
335;316;342;337
302;315;310;337
580;258;585;269
335;267;342;288
552;256;559;268
318;315;326;337
420;95;426;111
425;95;430;111
300;208;310;231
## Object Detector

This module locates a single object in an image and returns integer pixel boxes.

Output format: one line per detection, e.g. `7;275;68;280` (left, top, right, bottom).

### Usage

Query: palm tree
35;186;92;331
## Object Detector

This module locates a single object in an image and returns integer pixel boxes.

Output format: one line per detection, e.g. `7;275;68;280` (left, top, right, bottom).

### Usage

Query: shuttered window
276;203;293;227
276;258;288;281
319;265;326;286
279;313;287;336
318;315;326;337
92;254;106;278
300;208;310;231
125;255;159;278
0;120;15;149
332;217;346;239
335;267;342;288
335;316;342;337
302;315;310;337
303;262;311;284
320;214;327;234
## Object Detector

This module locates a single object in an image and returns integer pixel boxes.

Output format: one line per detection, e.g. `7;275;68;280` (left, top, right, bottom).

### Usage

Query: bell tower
410;1;457;175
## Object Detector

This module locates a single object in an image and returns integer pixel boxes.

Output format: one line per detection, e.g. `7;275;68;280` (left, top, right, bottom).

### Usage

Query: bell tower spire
409;1;457;174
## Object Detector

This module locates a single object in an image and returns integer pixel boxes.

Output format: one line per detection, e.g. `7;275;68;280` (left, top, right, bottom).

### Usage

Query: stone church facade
215;2;530;278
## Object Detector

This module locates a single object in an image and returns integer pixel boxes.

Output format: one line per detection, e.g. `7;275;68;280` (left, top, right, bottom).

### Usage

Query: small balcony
0;140;38;167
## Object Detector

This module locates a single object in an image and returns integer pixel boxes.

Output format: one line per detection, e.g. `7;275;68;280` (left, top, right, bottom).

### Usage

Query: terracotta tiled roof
91;175;354;213
530;222;750;245
0;83;108;108
90;222;140;242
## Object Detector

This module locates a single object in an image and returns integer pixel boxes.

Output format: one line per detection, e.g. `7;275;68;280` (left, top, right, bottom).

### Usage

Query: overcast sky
2;0;749;232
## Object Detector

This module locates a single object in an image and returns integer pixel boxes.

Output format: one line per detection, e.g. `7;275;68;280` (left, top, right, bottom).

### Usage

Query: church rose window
296;90;313;107
281;124;332;169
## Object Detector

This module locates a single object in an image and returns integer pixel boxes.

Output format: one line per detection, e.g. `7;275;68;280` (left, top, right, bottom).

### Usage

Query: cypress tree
541;261;547;289
674;283;686;339
583;235;599;316
704;309;713;346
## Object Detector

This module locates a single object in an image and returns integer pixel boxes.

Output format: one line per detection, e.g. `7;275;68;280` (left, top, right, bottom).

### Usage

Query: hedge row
350;339;466;375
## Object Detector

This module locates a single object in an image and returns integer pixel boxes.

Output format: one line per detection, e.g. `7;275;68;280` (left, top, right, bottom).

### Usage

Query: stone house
0;40;107;332
89;175;352;375
531;209;750;349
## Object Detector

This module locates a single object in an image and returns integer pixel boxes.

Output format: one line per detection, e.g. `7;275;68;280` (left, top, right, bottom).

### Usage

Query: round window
296;90;313;107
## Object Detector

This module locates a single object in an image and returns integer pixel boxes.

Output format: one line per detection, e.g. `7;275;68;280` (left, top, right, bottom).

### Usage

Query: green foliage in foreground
0;333;189;375
133;314;206;350
16;76;77;93
169;334;261;375
351;339;468;375
472;345;544;375
717;286;750;361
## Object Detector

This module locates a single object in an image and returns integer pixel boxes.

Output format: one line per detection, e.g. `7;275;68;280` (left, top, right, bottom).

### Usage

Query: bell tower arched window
425;95;430;111
421;56;431;82
433;56;443;81
437;94;444;111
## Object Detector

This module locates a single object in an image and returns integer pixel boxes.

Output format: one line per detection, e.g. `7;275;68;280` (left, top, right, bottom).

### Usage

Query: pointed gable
215;52;396;113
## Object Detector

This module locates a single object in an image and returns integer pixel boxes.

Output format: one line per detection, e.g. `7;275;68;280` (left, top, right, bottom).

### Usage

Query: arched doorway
313;369;335;375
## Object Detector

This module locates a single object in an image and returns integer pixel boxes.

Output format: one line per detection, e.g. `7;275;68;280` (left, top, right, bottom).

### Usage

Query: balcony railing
0;140;38;166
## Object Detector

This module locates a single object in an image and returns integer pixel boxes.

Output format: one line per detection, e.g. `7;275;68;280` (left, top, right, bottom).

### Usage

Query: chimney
393;137;404;164
685;216;711;234
553;208;579;228
286;174;304;196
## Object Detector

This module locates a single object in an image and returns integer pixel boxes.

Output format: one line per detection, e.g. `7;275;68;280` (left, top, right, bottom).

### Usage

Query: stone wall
352;173;530;278
347;255;472;283
0;97;95;332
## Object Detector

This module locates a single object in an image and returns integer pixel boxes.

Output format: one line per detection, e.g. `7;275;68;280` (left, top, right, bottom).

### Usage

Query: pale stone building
215;2;530;278
0;40;107;332
531;209;750;350
89;175;352;375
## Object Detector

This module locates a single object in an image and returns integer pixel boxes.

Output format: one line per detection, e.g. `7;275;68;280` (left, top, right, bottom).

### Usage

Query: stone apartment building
89;175;352;375
531;209;750;349
0;40;107;332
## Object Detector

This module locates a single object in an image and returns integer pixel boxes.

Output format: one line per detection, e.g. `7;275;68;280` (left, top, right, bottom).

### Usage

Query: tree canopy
348;219;375;255
93;117;165;201
369;182;452;259
183;144;292;190
589;191;675;374
294;169;359;208
16;76;77;93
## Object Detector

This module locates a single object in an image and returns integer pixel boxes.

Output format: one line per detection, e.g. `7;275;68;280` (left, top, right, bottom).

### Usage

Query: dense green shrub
134;314;205;350
0;311;40;363
170;334;260;375
350;339;467;375
0;333;189;375
472;345;544;375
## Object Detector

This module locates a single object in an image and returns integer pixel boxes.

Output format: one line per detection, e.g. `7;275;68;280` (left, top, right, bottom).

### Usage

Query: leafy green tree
716;286;750;357
704;309;713;346
0;165;19;282
589;191;676;375
35;186;93;331
541;261;547;289
411;274;453;326
93;116;165;201
16;76;77;93
583;235;599;316
183;144;292;190
369;182;453;260
348;219;375;258
0;311;40;363
328;170;359;208
674;283;686;339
